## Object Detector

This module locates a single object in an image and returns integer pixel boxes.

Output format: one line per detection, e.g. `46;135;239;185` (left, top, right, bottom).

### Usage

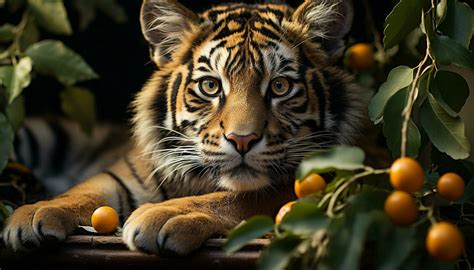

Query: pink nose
225;133;260;155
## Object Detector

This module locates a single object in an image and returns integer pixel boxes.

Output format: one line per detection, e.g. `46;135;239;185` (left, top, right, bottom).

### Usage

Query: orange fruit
294;173;326;198
389;157;424;193
437;173;465;201
426;222;464;262
348;43;375;70
91;206;119;234
275;201;296;224
384;191;419;226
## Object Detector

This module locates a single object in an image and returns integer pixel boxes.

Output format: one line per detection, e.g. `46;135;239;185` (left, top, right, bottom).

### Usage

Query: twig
326;167;389;218
400;38;430;157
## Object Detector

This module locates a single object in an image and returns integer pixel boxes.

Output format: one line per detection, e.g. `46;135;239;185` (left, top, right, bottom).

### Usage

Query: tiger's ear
140;0;199;66
291;0;353;57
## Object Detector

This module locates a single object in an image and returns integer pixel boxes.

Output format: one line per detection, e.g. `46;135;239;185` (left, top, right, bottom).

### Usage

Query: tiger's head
133;0;368;192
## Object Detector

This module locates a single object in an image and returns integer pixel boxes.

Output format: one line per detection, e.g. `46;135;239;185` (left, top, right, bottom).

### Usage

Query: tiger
3;0;370;255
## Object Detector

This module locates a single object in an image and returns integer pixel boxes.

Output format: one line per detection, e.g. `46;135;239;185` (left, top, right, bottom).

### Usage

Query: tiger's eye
199;77;221;96
271;77;291;96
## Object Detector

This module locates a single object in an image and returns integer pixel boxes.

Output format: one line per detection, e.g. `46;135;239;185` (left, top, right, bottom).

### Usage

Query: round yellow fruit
348;43;375;70
275;201;296;224
390;157;424;193
91;206;119;234
384;191;419;226
437;172;465;201
294;173;326;198
426;222;464;262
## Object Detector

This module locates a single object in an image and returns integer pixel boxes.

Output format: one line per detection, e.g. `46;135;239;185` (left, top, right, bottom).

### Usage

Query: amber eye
198;77;221;97
270;77;291;96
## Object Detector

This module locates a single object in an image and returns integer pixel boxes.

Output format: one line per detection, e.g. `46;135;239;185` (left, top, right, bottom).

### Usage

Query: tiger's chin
218;167;271;192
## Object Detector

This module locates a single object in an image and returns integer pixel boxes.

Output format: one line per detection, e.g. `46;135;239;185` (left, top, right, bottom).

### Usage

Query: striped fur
4;0;369;255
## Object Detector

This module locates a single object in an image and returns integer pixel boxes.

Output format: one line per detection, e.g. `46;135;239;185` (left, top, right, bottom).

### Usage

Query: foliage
0;0;127;173
225;0;474;269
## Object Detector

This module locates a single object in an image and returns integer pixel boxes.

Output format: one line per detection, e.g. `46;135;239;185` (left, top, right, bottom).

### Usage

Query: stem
326;167;389;218
427;206;437;225
464;250;472;270
400;45;430;157
5;12;29;59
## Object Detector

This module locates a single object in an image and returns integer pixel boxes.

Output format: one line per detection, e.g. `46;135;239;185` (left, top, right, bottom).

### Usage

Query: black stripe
325;70;348;132
23;126;39;169
257;7;285;19
104;171;136;222
312;72;326;129
198;56;212;67
256;27;280;41
124;155;146;188
209;40;226;56
201;150;225;156
154;175;169;200
197;66;211;72
171;73;183;128
153;78;169;127
48;121;69;174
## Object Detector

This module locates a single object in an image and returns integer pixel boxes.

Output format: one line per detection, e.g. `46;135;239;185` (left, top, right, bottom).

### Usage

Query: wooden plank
0;235;269;269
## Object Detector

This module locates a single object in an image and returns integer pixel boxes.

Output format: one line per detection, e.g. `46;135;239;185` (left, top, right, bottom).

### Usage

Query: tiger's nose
225;133;260;155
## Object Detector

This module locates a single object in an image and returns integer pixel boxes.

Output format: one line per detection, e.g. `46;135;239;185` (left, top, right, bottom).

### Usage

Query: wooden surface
0;235;269;270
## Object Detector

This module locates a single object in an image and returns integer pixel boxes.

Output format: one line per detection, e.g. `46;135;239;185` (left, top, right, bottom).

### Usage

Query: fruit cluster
276;157;466;262
385;157;465;262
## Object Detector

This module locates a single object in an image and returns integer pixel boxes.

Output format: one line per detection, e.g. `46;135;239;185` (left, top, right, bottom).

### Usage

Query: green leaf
376;227;417;270
0;202;10;218
296;146;365;179
420;93;470;159
280;202;329;235
369;66;413;123
346;189;388;216
0;23;15;43
382;87;421;158
438;0;473;48
436;0;448;24
257;234;301;270
0;112;14;173
415;67;433;107
0;57;32;104
431;70;469;116
26;40;98;86
320;212;378;270
431;35;474;71
77;225;98;234
224;215;274;254
60;87;96;134
6;95;25;131
20;18;40;50
338;213;374;270
27;0;72;35
383;0;431;49
325;171;353;192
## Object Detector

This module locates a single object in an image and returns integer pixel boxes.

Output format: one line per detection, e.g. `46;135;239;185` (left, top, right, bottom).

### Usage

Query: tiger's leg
123;188;295;255
3;150;158;251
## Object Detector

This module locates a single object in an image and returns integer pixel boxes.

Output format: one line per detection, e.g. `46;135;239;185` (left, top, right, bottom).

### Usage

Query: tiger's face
134;0;367;192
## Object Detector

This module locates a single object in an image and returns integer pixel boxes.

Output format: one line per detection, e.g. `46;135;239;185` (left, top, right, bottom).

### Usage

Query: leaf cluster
0;0;127;173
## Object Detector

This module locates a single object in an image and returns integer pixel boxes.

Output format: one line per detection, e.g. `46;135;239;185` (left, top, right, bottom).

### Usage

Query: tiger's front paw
2;203;77;251
123;202;223;255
